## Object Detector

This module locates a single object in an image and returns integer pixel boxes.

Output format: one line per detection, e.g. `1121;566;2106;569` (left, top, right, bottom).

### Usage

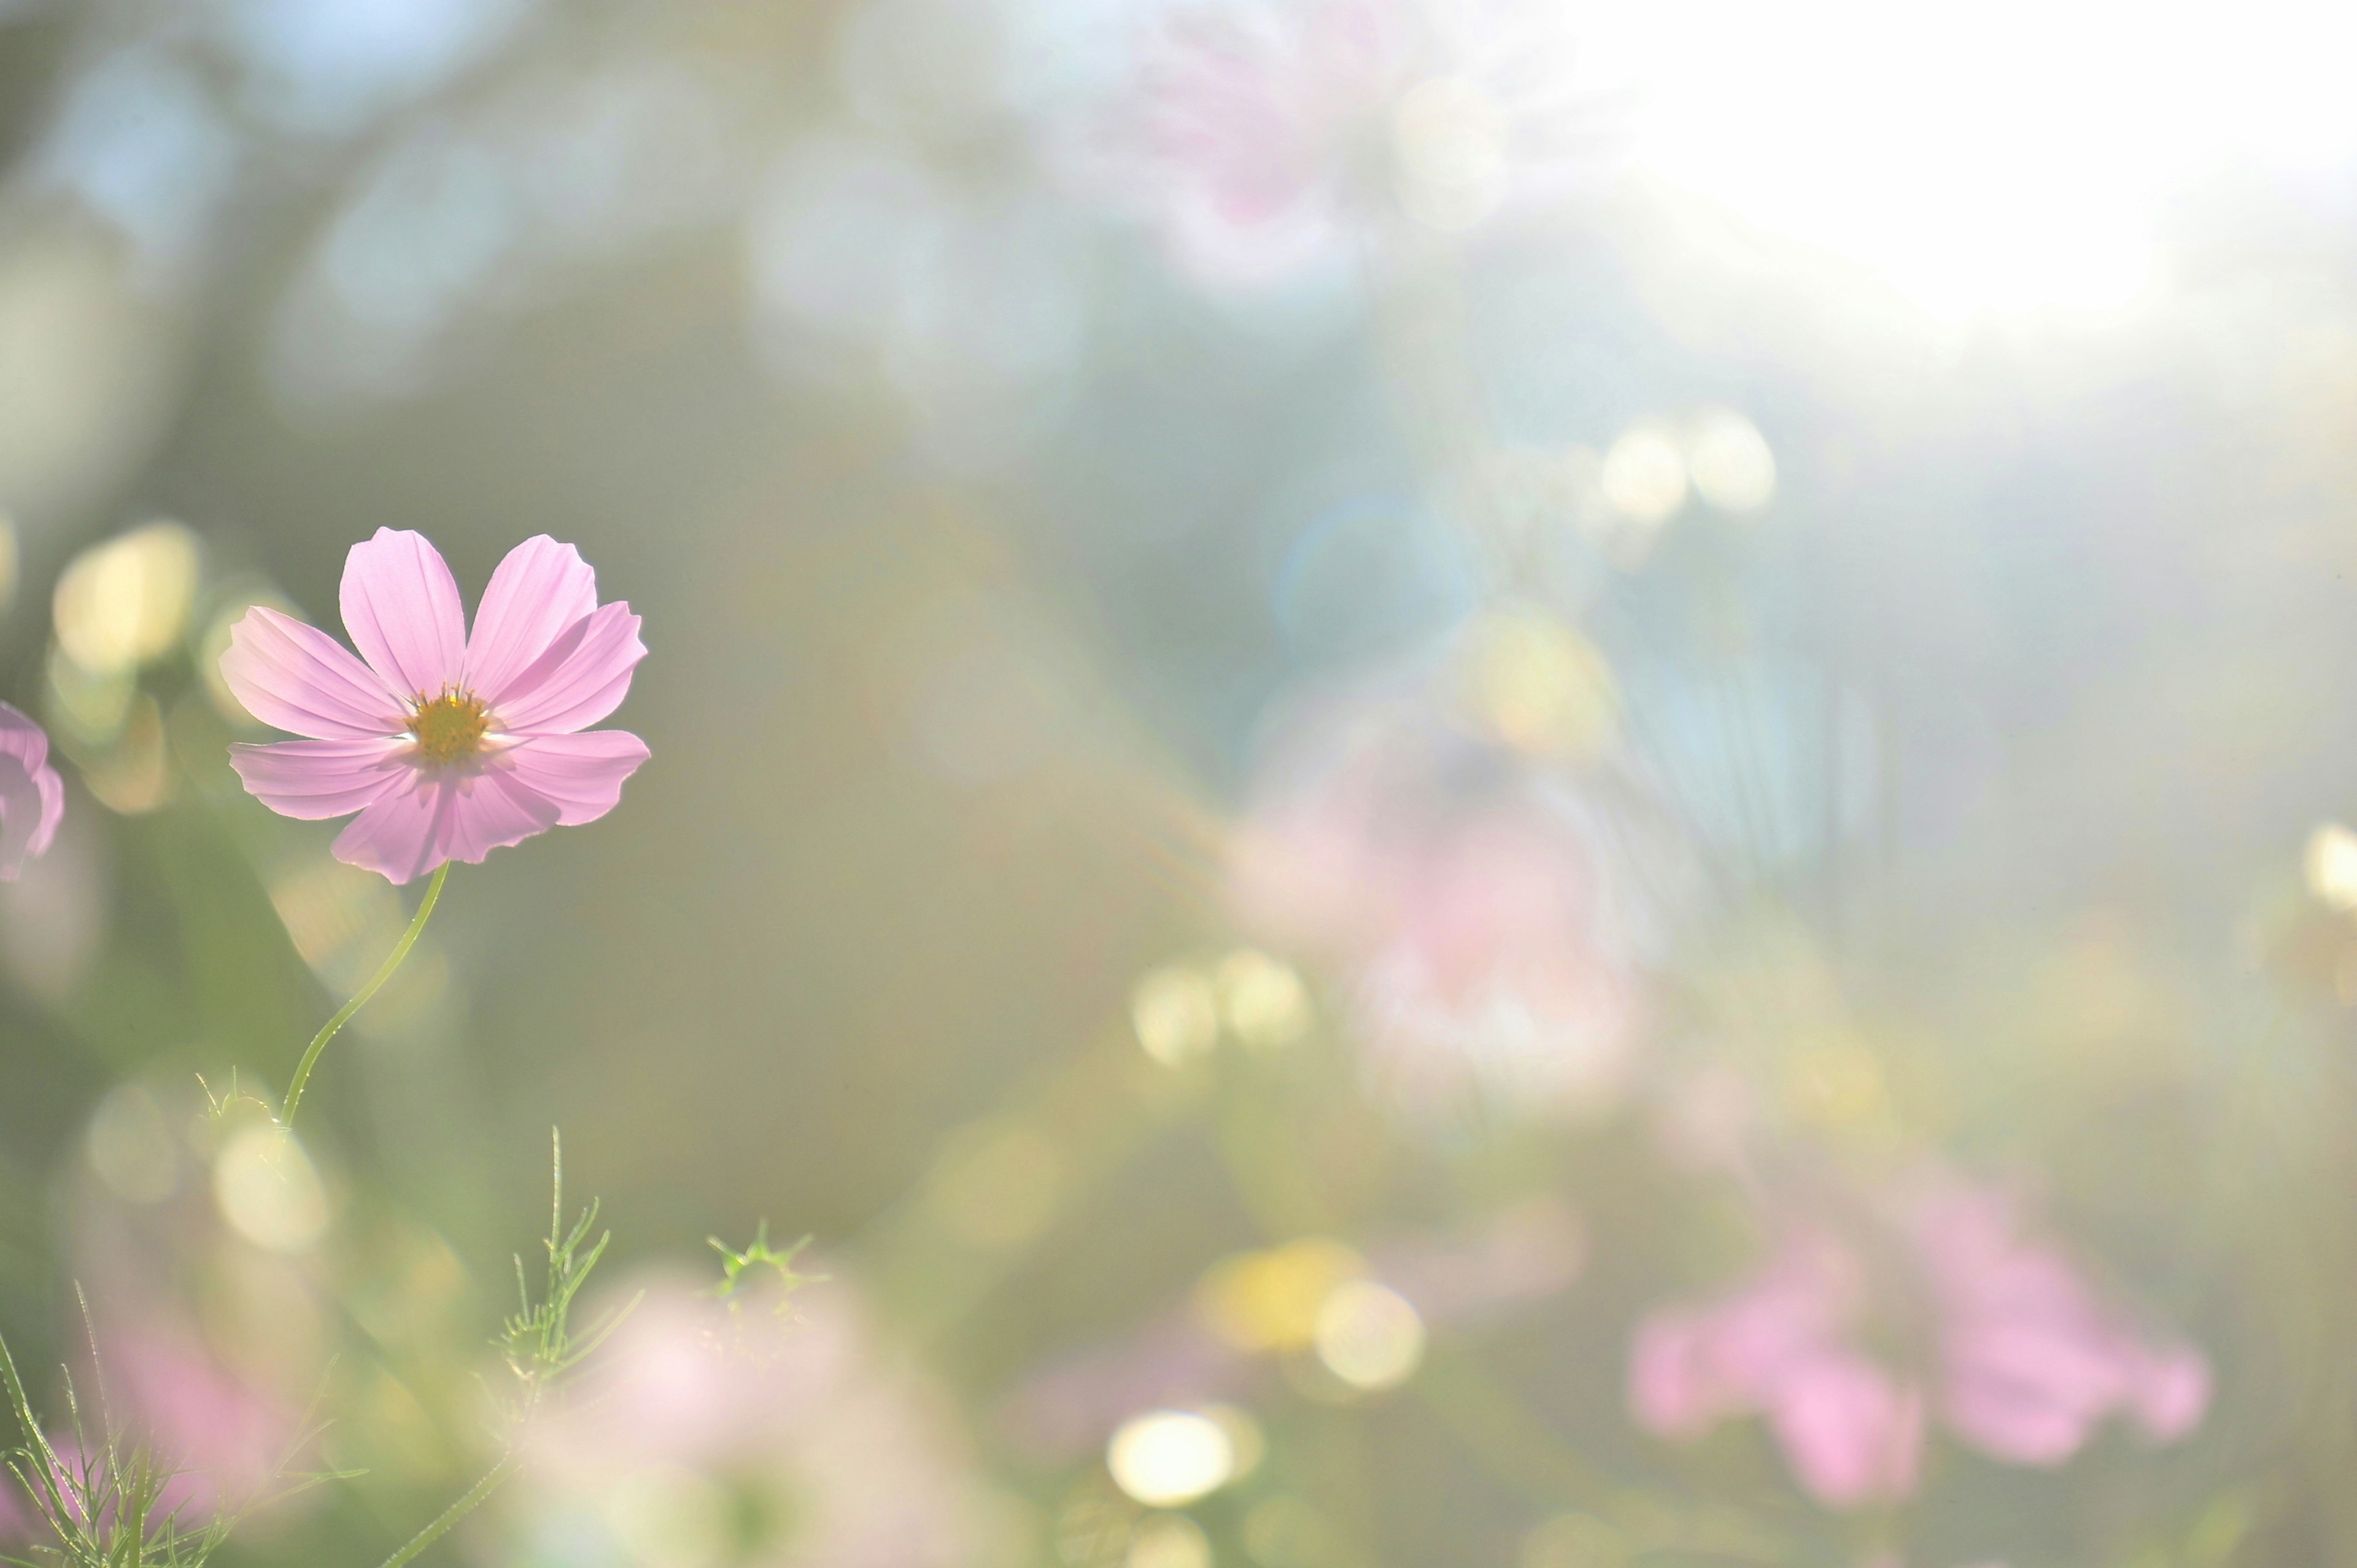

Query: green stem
373;1450;516;1568
282;861;451;1126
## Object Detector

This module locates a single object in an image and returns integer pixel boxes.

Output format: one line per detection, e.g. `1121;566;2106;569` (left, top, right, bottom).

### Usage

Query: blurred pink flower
101;1322;300;1512
1232;687;1676;1123
1087;0;1631;285
0;701;64;881
222;530;648;884
521;1270;987;1568
1630;1175;2209;1508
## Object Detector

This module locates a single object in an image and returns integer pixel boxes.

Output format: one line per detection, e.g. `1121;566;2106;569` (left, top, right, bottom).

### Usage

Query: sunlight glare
1615;0;2357;319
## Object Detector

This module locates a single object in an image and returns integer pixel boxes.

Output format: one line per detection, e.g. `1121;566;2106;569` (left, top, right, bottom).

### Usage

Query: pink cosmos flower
1086;0;1633;287
220;530;648;884
1629;1174;2210;1508
0;701;64;881
1231;683;1678;1124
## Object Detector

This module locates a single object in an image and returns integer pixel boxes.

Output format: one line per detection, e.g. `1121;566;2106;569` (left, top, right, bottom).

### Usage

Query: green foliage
0;1296;338;1568
493;1131;633;1414
706;1221;820;1313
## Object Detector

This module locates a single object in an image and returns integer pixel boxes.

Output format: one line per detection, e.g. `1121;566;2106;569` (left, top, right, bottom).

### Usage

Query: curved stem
282;862;451;1127
373;1449;516;1568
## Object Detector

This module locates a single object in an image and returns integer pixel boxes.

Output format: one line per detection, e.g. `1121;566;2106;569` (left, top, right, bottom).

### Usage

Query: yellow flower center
407;690;490;767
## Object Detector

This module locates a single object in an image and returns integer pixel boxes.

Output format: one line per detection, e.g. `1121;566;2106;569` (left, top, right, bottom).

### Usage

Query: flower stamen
407;690;490;767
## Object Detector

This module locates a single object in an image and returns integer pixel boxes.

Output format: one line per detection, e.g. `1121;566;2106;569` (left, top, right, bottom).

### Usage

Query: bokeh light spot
1132;964;1220;1067
1107;1411;1235;1508
1599;424;1687;525
2305;822;2357;912
52;519;201;675
1312;1280;1426;1391
1458;611;1620;760
1215;949;1310;1049
1196;1238;1365;1352
1684;407;1776;512
214;1124;330;1253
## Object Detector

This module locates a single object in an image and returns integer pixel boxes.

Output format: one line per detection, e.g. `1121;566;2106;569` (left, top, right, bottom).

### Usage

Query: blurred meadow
2;0;2357;1565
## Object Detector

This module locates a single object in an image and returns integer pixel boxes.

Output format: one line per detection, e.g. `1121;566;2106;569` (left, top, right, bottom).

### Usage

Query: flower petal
490;602;645;735
330;770;561;884
494;730;649;827
1768;1354;1923;1508
0;701;63;879
463;535;601;703
2127;1343;2210;1443
228;739;414;821
220;606;404;740
1629;1312;1722;1438
441;770;566;863
339;528;468;699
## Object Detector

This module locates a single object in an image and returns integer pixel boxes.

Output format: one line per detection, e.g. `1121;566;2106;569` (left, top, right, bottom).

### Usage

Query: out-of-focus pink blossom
1913;1183;2210;1464
1085;0;1633;286
521;1270;987;1568
0;1320;305;1538
1629;1175;2209;1508
1232;686;1676;1124
103;1323;300;1511
221;529;648;884
0;701;64;881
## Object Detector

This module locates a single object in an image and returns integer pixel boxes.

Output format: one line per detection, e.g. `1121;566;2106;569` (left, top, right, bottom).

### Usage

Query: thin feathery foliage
497;1130;635;1410
0;1295;339;1568
373;1132;631;1568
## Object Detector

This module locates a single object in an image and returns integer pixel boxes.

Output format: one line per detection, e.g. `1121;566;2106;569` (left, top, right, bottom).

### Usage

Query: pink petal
1768;1354;1923;1508
1940;1317;2123;1465
228;740;414;821
2127;1343;2210;1443
0;701;63;880
339;528;467;699
493;730;649;827
463;535;601;704
435;770;565;865
490;601;645;735
330;770;560;884
1629;1312;1719;1437
219;606;404;739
